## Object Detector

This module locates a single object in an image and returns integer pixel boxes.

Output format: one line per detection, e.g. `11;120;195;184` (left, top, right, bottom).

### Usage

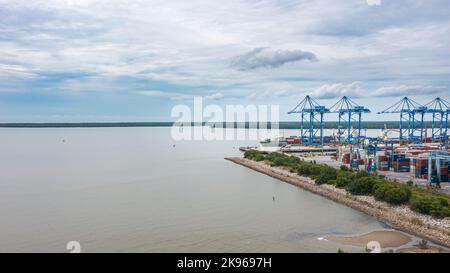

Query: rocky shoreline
225;157;450;248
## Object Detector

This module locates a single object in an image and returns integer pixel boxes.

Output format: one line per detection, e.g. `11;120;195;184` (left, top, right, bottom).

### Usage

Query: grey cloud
246;89;293;99
136;90;191;101
312;0;450;37
136;90;225;101
310;82;448;100
373;85;448;97
0;63;39;79
231;47;318;71
311;82;364;99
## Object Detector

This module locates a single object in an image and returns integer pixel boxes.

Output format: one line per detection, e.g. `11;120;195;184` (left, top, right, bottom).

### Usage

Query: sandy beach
326;230;411;248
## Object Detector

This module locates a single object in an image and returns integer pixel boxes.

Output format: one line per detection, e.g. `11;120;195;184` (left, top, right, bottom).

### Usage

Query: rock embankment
225;157;450;248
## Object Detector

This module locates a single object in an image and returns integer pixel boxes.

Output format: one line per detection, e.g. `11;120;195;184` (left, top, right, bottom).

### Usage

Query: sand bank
326;230;411;248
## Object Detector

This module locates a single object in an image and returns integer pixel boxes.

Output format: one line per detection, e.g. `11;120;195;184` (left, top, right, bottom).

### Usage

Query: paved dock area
294;154;450;194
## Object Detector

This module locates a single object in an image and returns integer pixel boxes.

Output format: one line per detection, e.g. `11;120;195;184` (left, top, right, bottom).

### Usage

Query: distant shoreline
0;121;436;129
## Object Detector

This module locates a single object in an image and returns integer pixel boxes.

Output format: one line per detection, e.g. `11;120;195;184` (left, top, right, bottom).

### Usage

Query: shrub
347;177;376;195
418;240;429;249
335;171;353;188
271;157;287;167
374;183;411;205
315;169;337;185
355;171;370;179
335;176;350;188
244;150;265;161
253;153;265;161
309;164;324;177
315;173;329;185
373;183;393;201
297;164;311;176
438;198;449;207
409;195;450;218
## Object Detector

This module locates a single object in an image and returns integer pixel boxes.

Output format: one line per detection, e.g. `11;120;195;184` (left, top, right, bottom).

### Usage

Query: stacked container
410;158;416;176
342;153;350;164
392;158;411;173
377;155;389;171
440;163;449;182
414;157;432;179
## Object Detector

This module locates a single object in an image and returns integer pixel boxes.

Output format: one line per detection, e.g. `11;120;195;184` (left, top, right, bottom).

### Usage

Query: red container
377;156;388;161
342;153;350;164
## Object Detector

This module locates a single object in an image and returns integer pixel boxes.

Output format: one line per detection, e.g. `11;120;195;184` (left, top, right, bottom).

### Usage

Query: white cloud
237;80;450;113
366;0;381;6
0;63;39;79
204;92;224;100
136;90;173;98
136;90;191;101
310;82;364;99
308;82;448;100
373;85;448;97
246;89;293;100
136;90;225;101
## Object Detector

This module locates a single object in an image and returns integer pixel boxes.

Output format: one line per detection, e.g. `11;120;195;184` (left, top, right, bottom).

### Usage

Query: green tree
374;183;411;205
346;177;376;195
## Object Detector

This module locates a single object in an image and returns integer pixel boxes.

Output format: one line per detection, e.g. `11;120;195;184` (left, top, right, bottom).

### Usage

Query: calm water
0;127;387;252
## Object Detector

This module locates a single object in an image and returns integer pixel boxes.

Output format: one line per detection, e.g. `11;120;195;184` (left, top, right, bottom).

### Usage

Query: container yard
254;96;450;191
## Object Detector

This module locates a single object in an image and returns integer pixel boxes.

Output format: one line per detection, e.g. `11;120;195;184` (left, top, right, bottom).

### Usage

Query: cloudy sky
0;0;449;122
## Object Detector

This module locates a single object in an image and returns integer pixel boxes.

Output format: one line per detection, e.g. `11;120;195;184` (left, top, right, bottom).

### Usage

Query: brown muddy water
0;127;409;252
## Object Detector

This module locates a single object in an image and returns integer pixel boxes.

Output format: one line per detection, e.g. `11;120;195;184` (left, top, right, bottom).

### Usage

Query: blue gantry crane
362;139;394;172
377;97;427;143
328;96;370;144
288;95;329;146
425;97;449;144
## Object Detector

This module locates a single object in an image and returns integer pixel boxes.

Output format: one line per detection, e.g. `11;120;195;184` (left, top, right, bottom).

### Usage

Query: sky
0;0;449;122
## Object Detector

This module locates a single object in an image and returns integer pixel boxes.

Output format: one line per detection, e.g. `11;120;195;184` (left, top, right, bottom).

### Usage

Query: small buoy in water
173;144;176;147
273;196;275;201
62;139;66;143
